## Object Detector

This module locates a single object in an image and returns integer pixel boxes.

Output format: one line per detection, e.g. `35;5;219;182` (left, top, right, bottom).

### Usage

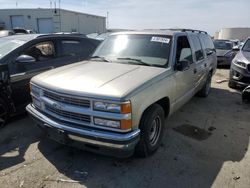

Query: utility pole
106;11;109;29
59;0;61;32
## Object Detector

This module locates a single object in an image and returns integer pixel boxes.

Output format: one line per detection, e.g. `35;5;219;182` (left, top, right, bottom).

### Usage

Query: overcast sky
0;0;249;34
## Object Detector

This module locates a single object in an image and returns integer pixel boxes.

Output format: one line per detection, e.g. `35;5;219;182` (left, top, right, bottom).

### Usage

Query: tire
135;104;165;157
228;79;237;89
0;98;8;128
197;72;212;98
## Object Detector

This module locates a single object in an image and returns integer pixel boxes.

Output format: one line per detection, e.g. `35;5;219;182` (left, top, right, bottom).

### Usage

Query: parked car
0;30;15;38
228;37;250;88
0;34;100;127
13;27;35;34
214;39;236;66
27;29;217;157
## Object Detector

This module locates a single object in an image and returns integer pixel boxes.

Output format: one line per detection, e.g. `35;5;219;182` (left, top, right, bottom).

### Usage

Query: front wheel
135;104;165;157
0;98;8;128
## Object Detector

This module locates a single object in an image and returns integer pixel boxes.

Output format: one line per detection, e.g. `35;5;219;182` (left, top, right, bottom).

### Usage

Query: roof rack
36;33;86;38
167;28;208;34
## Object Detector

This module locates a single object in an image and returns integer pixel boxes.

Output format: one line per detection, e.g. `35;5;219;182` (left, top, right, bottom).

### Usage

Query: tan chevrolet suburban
26;29;217;157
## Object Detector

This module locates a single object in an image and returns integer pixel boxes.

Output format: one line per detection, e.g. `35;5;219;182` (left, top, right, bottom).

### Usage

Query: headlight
30;84;42;97
94;117;132;130
93;101;131;114
234;61;247;68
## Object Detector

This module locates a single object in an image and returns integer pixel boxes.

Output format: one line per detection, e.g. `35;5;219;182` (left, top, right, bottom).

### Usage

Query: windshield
214;40;233;50
0;39;25;59
92;34;172;67
242;39;250;52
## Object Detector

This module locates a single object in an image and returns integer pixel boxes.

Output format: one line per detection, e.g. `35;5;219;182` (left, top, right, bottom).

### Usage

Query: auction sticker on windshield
151;37;170;44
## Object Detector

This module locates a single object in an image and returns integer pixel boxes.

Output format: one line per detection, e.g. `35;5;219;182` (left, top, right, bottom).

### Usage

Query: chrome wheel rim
149;116;161;146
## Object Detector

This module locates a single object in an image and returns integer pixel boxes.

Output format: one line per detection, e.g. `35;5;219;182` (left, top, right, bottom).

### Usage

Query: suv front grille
45;104;91;123
44;90;90;108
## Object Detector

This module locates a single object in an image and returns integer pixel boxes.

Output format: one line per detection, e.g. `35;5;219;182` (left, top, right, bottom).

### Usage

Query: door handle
194;68;197;74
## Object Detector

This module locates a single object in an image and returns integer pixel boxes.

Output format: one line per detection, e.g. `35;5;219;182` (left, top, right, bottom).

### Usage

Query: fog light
32;97;41;108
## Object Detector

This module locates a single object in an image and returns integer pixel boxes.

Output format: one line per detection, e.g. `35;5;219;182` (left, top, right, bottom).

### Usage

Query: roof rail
167;28;208;34
36;33;86;38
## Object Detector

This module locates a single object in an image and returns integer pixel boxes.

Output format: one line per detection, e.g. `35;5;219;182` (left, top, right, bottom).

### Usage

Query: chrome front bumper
26;104;140;157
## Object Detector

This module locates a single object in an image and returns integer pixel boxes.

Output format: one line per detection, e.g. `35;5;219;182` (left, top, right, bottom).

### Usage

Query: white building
0;8;106;34
214;27;250;41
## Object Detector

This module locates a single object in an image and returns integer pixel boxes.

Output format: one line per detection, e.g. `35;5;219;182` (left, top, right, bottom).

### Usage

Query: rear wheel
135;104;165;157
0;98;8;128
198;72;212;97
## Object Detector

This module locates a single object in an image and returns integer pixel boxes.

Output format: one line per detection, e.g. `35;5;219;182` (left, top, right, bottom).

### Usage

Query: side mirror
206;49;214;56
16;55;36;63
233;46;240;51
176;60;190;71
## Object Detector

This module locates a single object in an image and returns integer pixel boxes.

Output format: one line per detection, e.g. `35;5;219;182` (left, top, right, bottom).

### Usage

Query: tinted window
23;41;55;61
60;40;82;57
214;40;233;50
176;36;193;63
190;35;204;61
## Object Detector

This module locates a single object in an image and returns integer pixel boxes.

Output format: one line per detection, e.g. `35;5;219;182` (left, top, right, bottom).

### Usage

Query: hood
234;50;250;64
32;61;166;99
216;49;232;56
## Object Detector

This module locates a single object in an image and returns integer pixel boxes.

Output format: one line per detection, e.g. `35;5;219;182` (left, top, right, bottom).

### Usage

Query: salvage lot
0;68;250;188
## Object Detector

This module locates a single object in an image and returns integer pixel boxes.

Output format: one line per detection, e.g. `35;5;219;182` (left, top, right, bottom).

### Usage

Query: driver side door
9;40;57;109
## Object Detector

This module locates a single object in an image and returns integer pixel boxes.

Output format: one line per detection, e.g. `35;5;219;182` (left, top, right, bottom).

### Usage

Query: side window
81;39;97;57
23;41;55;62
200;34;215;55
176;36;193;63
190;35;204;61
60;40;82;57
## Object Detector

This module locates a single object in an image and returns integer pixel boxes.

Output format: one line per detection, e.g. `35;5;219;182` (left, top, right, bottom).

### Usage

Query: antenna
50;1;52;9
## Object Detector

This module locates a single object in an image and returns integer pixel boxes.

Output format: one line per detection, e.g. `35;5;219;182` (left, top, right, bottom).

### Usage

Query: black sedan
0;34;100;127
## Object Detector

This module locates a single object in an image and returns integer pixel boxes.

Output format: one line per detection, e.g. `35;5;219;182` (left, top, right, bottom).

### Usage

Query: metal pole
107;11;109;29
59;0;61;32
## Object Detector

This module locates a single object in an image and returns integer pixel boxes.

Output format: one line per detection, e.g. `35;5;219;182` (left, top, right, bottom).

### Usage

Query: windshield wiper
117;57;151;66
89;56;110;62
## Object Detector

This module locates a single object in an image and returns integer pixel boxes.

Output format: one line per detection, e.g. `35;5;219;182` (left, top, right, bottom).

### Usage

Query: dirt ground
0;68;250;188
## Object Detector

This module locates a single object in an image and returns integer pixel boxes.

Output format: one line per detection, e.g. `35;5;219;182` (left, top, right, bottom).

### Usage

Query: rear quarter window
199;34;215;52
190;35;204;61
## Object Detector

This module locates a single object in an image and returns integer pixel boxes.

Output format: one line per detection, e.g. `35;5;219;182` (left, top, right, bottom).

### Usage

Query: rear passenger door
188;34;207;89
56;38;97;66
173;35;196;110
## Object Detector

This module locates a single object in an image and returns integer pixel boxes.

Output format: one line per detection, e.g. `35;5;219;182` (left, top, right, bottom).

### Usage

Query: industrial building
214;27;250;41
0;8;106;34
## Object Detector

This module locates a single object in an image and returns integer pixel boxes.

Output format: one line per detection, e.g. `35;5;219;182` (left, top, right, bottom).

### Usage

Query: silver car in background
229;37;250;88
214;39;236;66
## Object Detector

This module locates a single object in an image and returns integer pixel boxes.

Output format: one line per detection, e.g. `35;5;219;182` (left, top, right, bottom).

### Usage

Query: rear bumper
26;104;140;157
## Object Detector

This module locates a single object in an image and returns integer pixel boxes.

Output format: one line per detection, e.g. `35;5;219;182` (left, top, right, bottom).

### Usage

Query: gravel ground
0;68;250;188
